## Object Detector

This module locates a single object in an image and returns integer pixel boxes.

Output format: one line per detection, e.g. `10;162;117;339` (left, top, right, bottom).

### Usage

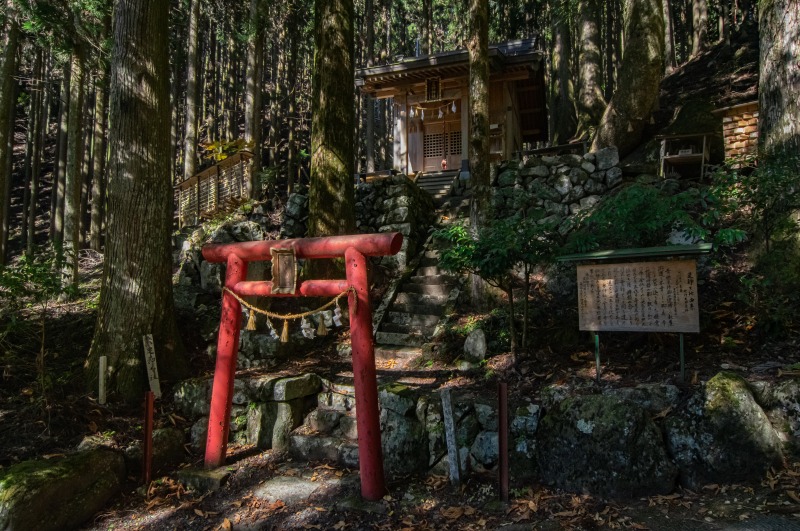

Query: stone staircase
414;170;460;205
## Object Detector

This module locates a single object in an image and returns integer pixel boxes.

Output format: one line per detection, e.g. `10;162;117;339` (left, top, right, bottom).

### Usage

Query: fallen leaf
440;506;464;519
219;518;232;531
787;490;800;504
88;421;98;433
194;508;205;517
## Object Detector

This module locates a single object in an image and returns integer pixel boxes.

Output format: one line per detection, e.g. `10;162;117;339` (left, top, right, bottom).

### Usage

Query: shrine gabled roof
355;38;544;96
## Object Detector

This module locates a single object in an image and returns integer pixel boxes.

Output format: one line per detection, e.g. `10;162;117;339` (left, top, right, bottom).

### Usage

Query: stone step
375;331;426;347
385;311;441;327
389;302;446;316
379;323;437;336
401;283;451;296
417;265;441;276
393;291;447;305
408;274;452;285
418;175;456;184
374;346;424;370
419;183;454;192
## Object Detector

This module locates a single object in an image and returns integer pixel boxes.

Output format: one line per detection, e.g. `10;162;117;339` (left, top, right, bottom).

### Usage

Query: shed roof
355;38;544;96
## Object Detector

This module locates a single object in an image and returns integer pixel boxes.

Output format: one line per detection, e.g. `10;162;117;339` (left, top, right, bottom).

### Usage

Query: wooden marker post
142;334;161;399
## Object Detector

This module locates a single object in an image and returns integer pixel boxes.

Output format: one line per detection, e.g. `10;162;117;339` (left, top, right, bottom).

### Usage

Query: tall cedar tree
87;0;187;401
575;0;607;140
62;43;86;290
550;0;577;144
307;0;356;243
182;0;201;181
592;0;664;156
468;0;489;306
0;3;19;265
758;0;800;156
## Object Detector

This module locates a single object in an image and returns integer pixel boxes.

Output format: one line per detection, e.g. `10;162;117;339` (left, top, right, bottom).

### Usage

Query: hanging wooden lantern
271;247;297;294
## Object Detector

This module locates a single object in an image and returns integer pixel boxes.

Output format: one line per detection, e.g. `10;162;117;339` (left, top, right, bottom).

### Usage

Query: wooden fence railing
175;151;253;227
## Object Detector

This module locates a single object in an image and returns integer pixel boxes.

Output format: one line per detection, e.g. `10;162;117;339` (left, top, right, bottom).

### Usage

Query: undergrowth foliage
0;248;64;397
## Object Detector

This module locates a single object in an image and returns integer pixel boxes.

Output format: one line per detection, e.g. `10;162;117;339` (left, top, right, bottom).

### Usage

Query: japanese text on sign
577;260;699;333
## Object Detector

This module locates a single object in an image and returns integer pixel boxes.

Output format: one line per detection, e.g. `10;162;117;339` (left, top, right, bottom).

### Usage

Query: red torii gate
201;232;402;500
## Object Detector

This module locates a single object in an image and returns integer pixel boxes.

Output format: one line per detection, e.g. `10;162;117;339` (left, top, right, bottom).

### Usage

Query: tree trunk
468;0;489;307
365;0;375;173
758;0;800;157
421;0;432;54
286;5;300;194
244;0;263;195
575;0;607;140
90;41;110;252
691;0;707;56
663;0;677;72
308;0;355;243
52;63;70;245
28;50;52;258
0;8;19;265
88;0;187;402
62;45;86;290
182;0;200;181
549;0;577;144
23;50;44;254
592;0;664;157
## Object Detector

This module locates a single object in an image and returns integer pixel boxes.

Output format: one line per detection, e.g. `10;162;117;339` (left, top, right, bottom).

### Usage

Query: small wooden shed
712;100;759;161
175;151;254;227
355;39;548;175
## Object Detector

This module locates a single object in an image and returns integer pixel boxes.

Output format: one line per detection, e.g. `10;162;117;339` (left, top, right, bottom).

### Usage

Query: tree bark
28;50;52;258
592;0;664;157
308;0;355;242
365;0;375;173
468;0;489;307
88;0;187;402
52;63;70;245
758;0;800;157
182;0;200;181
691;0;708;56
549;0;577;144
62;44;86;290
244;0;263;194
90;34;110;252
663;0;677;72
422;0;433;54
0;7;19;265
575;0;607;140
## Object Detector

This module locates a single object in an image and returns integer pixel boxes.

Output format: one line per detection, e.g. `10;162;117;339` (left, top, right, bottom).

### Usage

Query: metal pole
345;246;387;500
204;253;248;468
498;381;509;503
142;391;154;485
680;333;685;383
594;332;601;383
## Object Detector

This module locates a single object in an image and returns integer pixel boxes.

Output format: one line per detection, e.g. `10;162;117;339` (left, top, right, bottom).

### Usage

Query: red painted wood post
142;391;154;485
205;253;248;468
345;246;387;500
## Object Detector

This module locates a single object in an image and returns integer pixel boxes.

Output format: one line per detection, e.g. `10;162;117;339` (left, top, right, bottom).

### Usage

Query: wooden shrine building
355;39;548;176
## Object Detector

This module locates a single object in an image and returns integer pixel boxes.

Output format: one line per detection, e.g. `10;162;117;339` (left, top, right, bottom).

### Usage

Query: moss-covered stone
0;449;125;531
536;394;677;497
665;372;784;487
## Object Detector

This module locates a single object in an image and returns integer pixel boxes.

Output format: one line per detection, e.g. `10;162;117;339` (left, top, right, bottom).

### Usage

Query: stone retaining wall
280;174;435;270
172;370;800;496
491;147;622;233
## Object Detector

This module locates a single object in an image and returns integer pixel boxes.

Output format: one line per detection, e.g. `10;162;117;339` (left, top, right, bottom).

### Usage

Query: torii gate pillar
201;233;402;501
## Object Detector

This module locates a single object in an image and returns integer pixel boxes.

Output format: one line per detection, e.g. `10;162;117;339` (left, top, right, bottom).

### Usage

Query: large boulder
0;449;125;531
665;372;784;487
536;394;677;497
